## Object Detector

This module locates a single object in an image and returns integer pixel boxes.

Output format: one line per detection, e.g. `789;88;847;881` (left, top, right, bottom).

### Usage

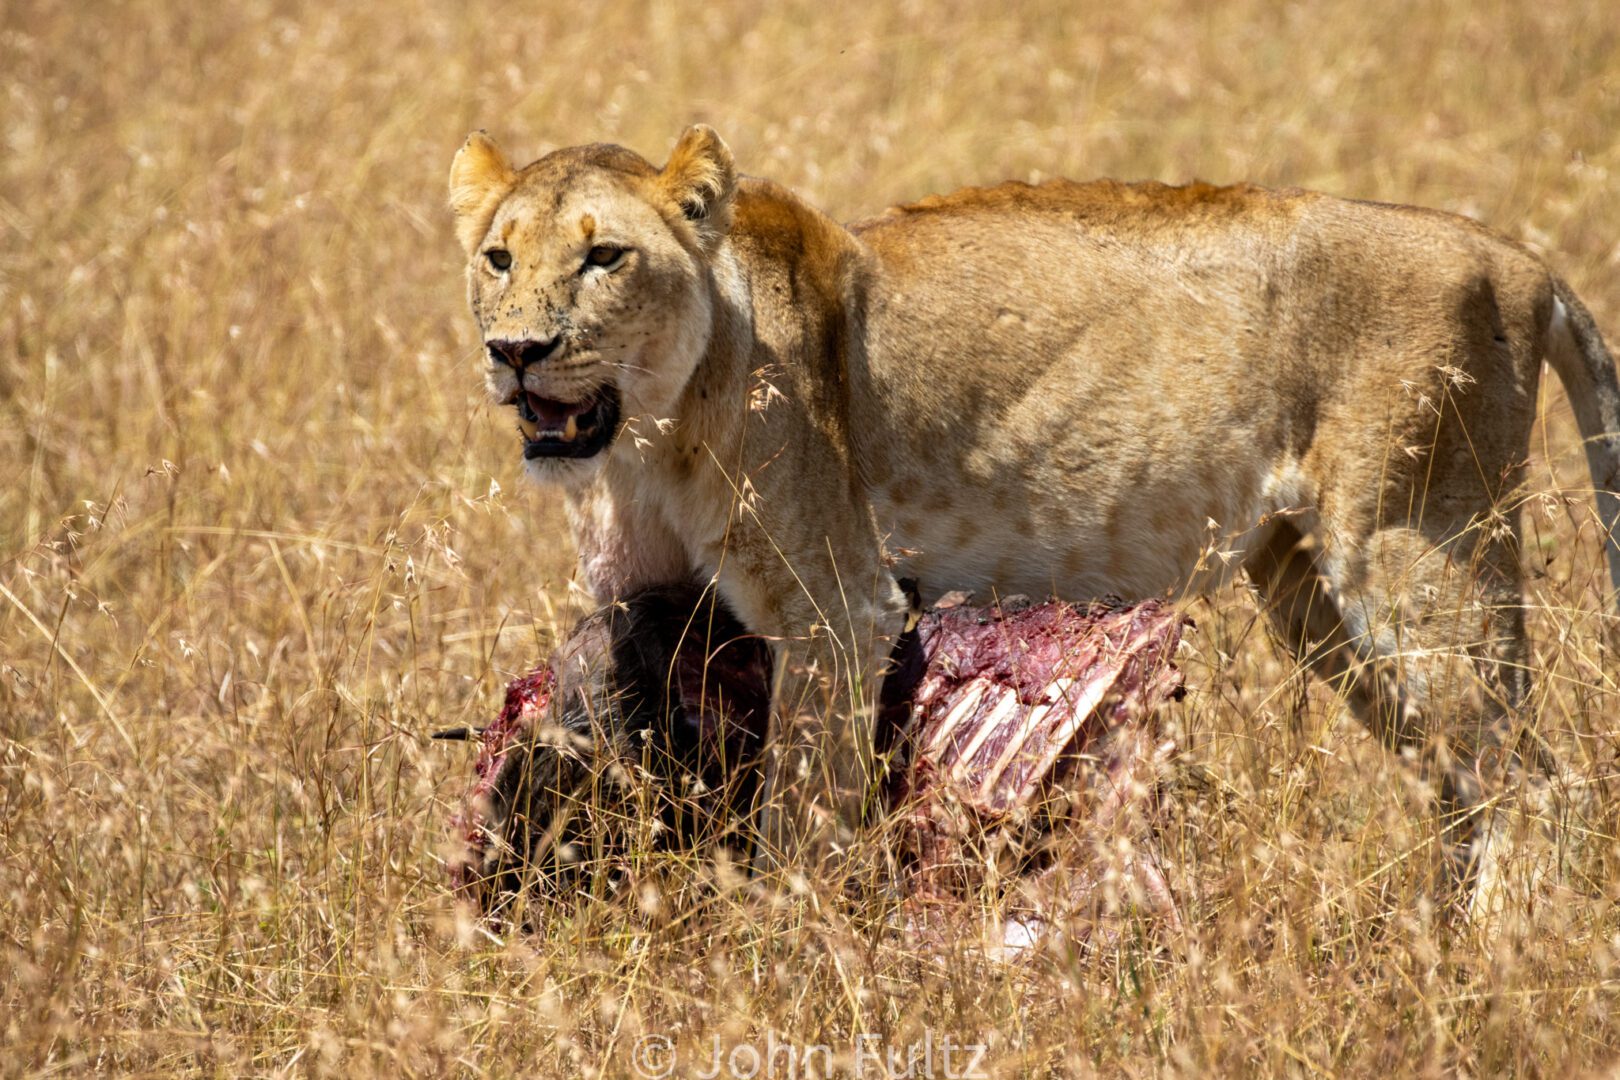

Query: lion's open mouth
517;385;622;460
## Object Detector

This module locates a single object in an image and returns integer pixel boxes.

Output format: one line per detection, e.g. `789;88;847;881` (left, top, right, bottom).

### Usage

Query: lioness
449;125;1620;894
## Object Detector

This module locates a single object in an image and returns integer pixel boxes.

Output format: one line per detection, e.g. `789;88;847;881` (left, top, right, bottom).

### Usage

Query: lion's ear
449;131;517;254
659;124;736;251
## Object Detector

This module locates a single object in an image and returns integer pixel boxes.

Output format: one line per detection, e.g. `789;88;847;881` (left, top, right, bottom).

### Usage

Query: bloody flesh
445;586;1188;927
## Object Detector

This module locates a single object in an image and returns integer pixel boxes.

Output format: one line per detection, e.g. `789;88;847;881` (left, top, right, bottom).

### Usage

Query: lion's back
849;174;1552;392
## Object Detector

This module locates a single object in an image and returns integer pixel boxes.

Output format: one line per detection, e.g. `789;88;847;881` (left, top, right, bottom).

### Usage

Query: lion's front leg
715;537;908;873
765;604;904;870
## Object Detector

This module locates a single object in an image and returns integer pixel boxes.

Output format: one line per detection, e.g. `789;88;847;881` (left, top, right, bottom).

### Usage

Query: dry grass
3;0;1620;1074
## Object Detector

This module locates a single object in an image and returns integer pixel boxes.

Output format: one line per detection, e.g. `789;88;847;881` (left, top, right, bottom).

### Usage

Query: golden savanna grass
3;0;1620;1074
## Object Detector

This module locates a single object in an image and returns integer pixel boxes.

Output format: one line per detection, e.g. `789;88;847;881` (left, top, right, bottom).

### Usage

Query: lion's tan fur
450;127;1620;883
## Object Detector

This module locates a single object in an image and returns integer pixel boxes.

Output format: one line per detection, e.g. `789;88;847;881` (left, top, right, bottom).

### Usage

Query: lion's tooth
563;414;579;441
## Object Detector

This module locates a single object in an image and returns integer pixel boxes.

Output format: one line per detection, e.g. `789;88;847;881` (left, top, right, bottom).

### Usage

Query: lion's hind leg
1313;504;1544;918
1247;499;1545;918
1243;519;1411;740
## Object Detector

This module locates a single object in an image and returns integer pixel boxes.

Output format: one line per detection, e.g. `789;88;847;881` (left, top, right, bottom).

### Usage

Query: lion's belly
870;445;1305;605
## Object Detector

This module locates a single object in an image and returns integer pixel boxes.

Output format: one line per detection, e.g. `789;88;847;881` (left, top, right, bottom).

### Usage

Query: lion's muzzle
487;336;562;370
517;384;623;459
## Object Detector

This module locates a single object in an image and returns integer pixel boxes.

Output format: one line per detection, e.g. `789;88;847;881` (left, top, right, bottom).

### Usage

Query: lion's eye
584;245;625;269
486;249;512;272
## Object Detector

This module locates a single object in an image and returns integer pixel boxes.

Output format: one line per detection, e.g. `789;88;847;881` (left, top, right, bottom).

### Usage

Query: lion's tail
1546;276;1620;608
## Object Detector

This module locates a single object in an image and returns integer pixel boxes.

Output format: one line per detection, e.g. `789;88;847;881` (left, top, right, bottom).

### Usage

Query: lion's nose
487;336;562;369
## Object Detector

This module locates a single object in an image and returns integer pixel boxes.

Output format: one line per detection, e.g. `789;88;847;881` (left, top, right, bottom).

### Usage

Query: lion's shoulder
732;177;861;262
729;177;872;312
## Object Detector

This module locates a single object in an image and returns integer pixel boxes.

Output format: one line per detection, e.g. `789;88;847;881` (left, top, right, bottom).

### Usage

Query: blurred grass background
2;0;1619;1074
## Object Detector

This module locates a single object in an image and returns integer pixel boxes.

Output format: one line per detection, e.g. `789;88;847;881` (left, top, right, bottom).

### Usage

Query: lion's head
448;125;736;483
